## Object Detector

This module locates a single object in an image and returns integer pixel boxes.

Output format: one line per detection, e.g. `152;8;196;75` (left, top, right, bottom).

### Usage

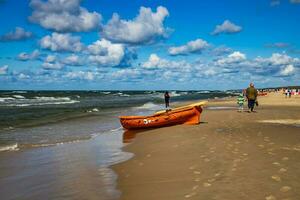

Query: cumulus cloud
42;62;63;70
142;53;191;70
168;39;209;56
216;51;246;66
66;71;94;80
211;20;242;35
0;27;33;42
280;64;295;76
17;50;40;61
102;6;169;44
42;54;63;70
40;32;83;52
0;65;8;75
62;54;83;66
29;0;102;32
88;39;125;67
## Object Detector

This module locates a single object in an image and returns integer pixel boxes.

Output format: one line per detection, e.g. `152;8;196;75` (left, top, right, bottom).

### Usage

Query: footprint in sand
204;158;210;162
192;185;199;190
268;142;275;145
282;157;289;161
265;195;276;200
271;175;281;182
193;171;201;175
194;178;200;182
146;154;151;158
268;152;276;156
200;155;206;158
208;178;215;183
232;168;237;171
185;192;197;198
280;186;291;193
189;166;196;170
279;168;287;173
139;162;144;166
203;182;211;187
214;173;221;177
272;162;281;166
258;144;265;148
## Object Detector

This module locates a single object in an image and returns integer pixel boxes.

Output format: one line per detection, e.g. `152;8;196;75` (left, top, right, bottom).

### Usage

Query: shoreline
112;92;300;200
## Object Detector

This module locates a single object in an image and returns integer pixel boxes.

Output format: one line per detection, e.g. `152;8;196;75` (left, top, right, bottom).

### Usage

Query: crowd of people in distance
283;88;300;98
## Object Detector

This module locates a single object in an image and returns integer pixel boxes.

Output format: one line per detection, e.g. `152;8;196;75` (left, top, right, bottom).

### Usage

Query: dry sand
112;92;300;200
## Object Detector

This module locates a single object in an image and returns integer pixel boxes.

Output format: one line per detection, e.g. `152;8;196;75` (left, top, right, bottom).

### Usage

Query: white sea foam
170;91;181;97
0;97;15;102
0;143;19;152
135;102;161;111
13;95;25;99
34;96;71;101
102;92;111;95
197;91;210;94
6;100;79;107
87;108;100;113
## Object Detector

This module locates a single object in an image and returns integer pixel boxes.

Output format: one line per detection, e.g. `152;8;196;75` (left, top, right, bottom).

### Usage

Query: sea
0;90;237;199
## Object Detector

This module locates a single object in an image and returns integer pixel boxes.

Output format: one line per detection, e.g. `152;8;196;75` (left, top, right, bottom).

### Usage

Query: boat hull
119;106;202;130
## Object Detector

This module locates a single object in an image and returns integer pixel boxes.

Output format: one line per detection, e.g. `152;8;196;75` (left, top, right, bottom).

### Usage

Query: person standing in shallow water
164;91;170;109
246;83;258;112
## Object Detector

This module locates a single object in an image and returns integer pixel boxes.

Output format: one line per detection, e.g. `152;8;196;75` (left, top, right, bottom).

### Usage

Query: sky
0;0;300;90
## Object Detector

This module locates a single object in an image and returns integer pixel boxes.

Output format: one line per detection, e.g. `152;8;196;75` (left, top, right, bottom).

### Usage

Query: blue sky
0;0;299;90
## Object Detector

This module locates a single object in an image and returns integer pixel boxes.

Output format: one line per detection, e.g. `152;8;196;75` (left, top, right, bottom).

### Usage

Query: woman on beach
164;91;170;109
246;83;258;112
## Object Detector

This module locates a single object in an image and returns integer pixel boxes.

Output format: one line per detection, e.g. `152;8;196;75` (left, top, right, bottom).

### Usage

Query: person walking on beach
246;83;258;112
164;91;170;109
237;93;245;112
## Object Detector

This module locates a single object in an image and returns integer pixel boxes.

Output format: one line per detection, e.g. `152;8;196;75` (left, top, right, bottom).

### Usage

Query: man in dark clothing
164;91;170;109
246;83;258;112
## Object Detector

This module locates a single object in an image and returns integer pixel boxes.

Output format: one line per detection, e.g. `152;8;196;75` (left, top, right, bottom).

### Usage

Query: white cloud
211;20;242;35
280;64;295;76
0;65;8;75
63;54;83;66
42;62;63;70
40;32;83;52
29;0;101;32
0;27;33;42
45;55;56;63
102;6;169;44
112;68;141;79
18;50;40;61
88;39;125;67
142;53;191;71
216;51;246;65
168;39;209;56
66;71;94;81
255;53;299;66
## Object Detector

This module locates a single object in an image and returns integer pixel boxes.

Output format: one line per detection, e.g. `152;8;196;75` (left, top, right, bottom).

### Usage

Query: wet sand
113;92;300;200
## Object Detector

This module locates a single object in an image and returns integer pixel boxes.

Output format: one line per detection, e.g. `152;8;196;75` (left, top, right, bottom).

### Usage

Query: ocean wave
5;100;80;107
170;91;181;97
0;97;15;102
197;91;210;94
87;108;100;113
102;92;111;95
12;95;25;99
0;143;19;152
114;92;130;97
135;102;161;111
34;96;71;101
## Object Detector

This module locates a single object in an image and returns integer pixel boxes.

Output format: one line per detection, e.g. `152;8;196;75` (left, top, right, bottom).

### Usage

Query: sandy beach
113;92;300;200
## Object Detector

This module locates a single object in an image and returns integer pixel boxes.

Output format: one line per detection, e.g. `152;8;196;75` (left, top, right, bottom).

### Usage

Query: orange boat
119;101;206;130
